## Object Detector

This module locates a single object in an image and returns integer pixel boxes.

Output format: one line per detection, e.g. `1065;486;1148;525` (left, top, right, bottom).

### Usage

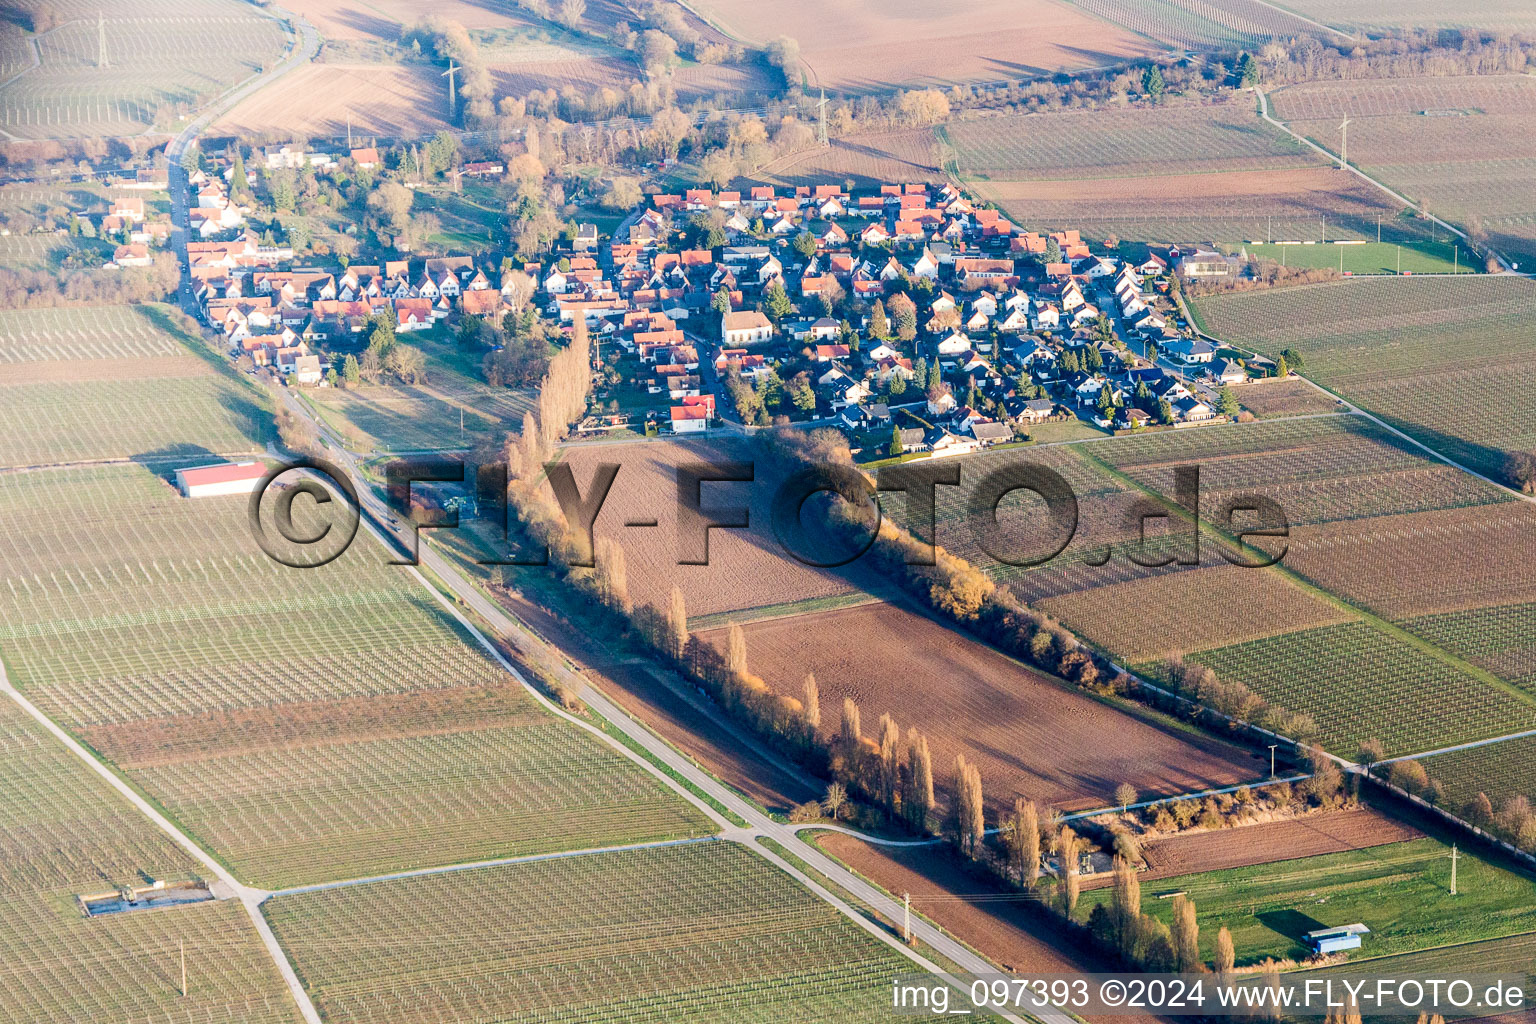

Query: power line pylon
817;88;828;147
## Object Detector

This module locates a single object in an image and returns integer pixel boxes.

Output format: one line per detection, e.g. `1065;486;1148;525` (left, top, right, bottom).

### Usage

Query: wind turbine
442;59;459;118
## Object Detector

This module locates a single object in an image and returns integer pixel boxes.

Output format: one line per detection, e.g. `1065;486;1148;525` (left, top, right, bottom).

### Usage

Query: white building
175;461;267;498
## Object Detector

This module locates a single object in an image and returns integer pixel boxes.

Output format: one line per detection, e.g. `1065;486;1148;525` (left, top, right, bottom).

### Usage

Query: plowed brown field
1083;807;1424;889
562;438;859;619
704;601;1259;813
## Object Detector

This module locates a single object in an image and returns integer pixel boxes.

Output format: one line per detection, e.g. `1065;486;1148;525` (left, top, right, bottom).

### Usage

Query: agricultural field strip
1070;439;1536;751
0;304;186;362
0;660;323;1024
364;556;1026;1018
1189;286;1536;502
1377;726;1536;765
270;836;720;897
1254;87;1478;254
288;416;1041;1016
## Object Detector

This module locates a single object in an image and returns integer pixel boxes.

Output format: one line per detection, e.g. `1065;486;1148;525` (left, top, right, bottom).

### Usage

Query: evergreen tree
891;423;904;456
1218;385;1240;417
1143;64;1166;103
229;146;249;203
1043;235;1062;265
868;299;890;341
1275;354;1289;378
763;280;794;322
1238;52;1260;87
342;354;360;387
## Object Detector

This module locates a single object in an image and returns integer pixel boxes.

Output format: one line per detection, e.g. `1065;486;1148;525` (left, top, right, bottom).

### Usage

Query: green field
1237;240;1476;275
0;701;303;1024
1078;838;1536;966
265;841;953;1024
0;464;711;889
1193;275;1536;481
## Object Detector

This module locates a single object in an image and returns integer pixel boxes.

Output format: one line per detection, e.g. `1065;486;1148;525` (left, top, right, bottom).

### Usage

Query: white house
721;310;773;346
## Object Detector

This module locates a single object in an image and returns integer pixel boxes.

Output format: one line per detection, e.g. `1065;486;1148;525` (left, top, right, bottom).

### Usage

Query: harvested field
1196;275;1536;482
264;841;953;1024
1112;808;1422;886
562;438;860;619
687;0;1156;93
492;55;638;97
1036;565;1352;664
1270;77;1536;260
1233;378;1343;419
0;464;711;889
282;0;538;39
704;601;1260;814
757;128;942;187
214;63;451;137
813;832;1158;1020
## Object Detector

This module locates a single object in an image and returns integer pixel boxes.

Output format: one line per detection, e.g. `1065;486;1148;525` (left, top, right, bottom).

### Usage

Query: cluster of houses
573;182;1244;444
98;194;171;269
194;250;529;382
170;163;1252;440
